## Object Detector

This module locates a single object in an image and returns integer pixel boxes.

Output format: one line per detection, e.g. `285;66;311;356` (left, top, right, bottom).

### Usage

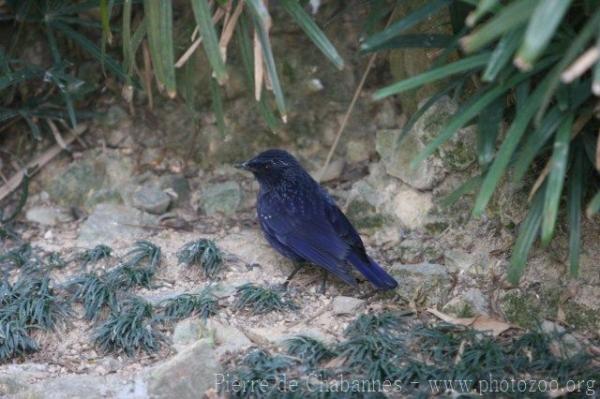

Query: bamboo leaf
466;0;500;27
477;97;503;167
566;141;586;276
508;182;545;284
473;73;554;217
373;52;492;100
514;0;571;70
482;28;522;82
280;0;344;69
122;0;133;76
246;0;287;122
362;34;454;51
144;0;176;97
360;0;452;52
191;0;228;84
461;0;539;54
541;114;573;245
536;9;600;124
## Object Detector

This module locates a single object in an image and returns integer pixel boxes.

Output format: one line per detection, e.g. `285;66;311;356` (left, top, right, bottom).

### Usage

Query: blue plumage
237;149;398;291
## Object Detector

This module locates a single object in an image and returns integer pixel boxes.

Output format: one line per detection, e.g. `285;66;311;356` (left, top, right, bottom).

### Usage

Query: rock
102;104;128;128
78;203;158;246
146;339;220;399
13;374;135;399
25;206;73;226
332;296;366;315
540;320;583;358
443;288;489;317
345;140;372;163
173;318;251;354
0;375;29;397
374;99;400;129
390;187;433;229
391;263;450;306
318;159;345;182
200;181;242;216
132;185;171;214
47;158;107;208
172;319;204;349
159;174;191;206
376;96;476;190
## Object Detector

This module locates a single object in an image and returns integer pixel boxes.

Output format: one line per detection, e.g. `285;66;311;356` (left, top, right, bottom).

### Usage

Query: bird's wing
260;198;357;286
320;188;366;253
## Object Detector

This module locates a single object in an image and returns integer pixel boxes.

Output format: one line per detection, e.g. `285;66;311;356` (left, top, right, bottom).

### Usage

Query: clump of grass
234;283;297;314
45;251;66;269
0;320;39;360
110;241;161;288
94;297;164;356
78;244;112;269
161;289;219;321
284;335;336;367
72;272;120;320
223;349;297;399
0;243;32;268
177;239;224;279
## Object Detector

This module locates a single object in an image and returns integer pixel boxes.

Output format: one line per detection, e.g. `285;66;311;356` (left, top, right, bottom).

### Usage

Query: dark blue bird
236;149;398;291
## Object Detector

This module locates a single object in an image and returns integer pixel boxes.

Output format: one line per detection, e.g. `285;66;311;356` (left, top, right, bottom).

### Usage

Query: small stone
102;105;128;127
173;319;203;349
391;187;433;229
146;339;220;399
318;159;345;182
77;203;158;246
200;181;242;216
332;296;366;315
46;159;107;208
132;185;171;214
443;288;489;316
25;206;73;226
346;140;371;163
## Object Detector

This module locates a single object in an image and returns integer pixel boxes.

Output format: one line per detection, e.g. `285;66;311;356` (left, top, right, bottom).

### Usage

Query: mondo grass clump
284;336;336;368
160;288;219;321
78;244;112;269
234;283;297;315
94;297;164;356
177;239;224;279
72;272;120;321
0;274;71;361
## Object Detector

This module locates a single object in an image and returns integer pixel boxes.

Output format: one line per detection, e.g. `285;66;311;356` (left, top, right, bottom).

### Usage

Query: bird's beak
234;161;249;170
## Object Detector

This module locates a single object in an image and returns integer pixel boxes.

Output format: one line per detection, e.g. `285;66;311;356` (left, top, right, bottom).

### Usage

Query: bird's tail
347;252;398;290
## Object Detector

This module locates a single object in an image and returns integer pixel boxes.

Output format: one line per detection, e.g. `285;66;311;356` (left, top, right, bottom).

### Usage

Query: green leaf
19;111;41;140
477;97;503;167
586;190;600;218
472;72;554;217
514;0;571;70
541;114;573;246
51;20;129;83
143;0;176;97
536;9;600;124
209;77;225;136
566;142;586;276
122;0;133;77
511;106;562;183
360;0;452;52
466;0;500;27
280;0;343;69
373;52;492;100
190;0;228;84
508;182;545;284
461;0;539;54
361;34;454;51
246;0;287;121
411;57;554;169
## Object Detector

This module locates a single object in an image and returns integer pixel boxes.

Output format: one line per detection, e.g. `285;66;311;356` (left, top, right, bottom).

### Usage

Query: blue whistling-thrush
236;149;398;290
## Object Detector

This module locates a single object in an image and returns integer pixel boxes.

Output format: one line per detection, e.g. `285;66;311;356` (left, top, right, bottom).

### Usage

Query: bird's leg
319;270;328;294
282;263;304;289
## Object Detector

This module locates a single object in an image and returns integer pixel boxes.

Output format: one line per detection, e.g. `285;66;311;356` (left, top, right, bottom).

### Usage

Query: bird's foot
319;271;328;295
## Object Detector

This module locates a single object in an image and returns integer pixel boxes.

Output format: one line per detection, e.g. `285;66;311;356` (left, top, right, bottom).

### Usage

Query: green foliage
94;296;164;356
234;283;297;314
366;0;600;282
177;239;224;279
0;243;33;268
160;288;219;321
111;240;161;288
78;244;112;269
72;272;120;321
0;320;39;361
284;336;336;367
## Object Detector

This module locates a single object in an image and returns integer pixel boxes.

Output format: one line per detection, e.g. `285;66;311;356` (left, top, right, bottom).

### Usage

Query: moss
563;302;600;331
424;221;448;235
502;292;541;329
346;200;387;229
441;140;475;171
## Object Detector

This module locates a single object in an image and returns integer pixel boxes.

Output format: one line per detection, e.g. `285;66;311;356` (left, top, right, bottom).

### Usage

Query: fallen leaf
426;308;514;337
